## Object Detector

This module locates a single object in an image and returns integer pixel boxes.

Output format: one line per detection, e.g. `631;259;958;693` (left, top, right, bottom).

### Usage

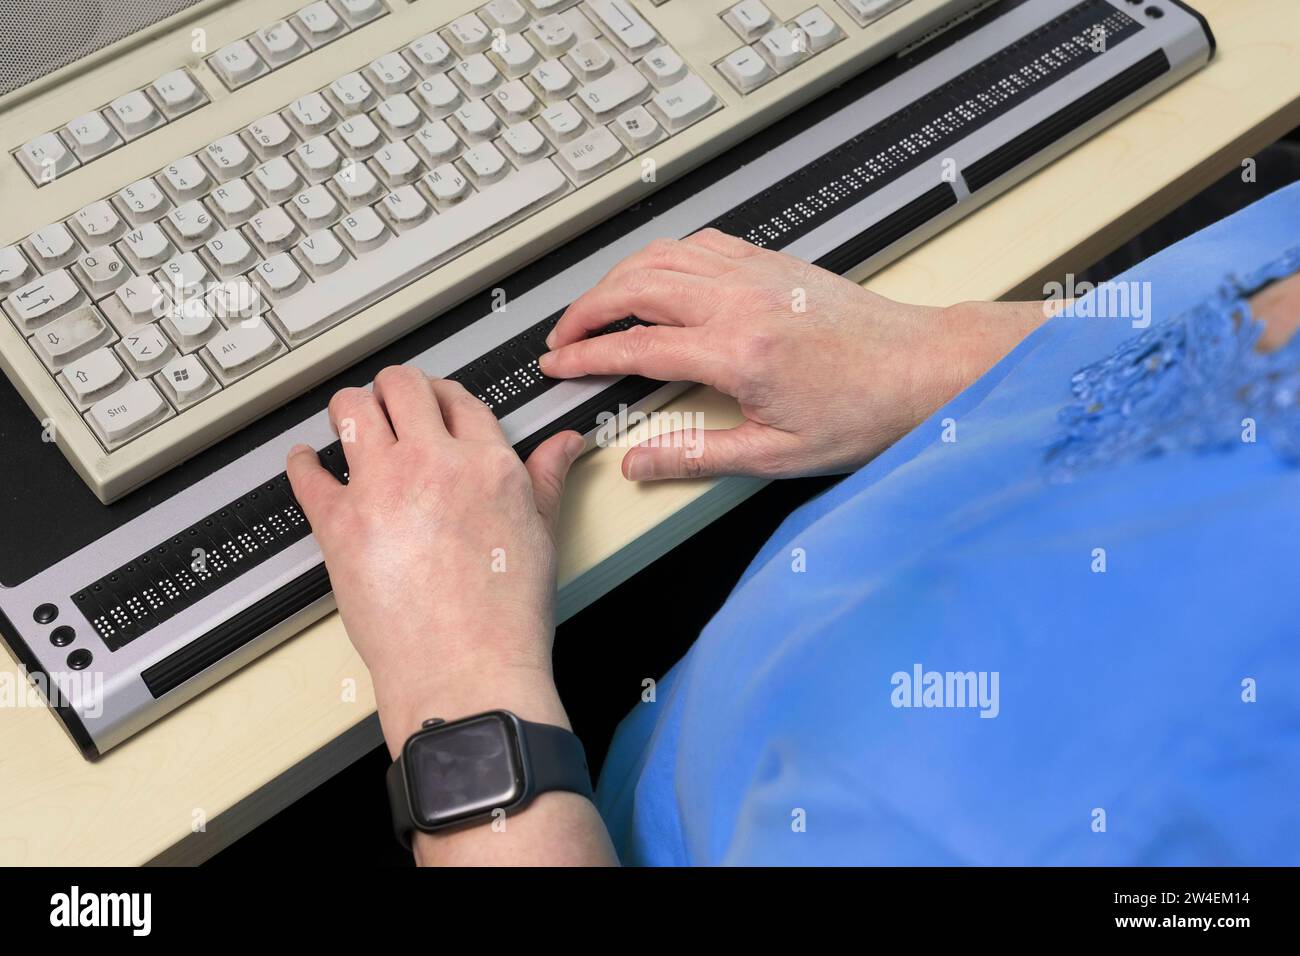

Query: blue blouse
594;181;1300;866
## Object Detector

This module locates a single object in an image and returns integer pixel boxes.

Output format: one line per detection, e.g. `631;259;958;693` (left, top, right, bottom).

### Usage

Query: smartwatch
386;710;594;848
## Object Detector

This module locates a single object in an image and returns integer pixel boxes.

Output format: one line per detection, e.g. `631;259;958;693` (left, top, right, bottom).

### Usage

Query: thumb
525;431;585;534
622;421;785;481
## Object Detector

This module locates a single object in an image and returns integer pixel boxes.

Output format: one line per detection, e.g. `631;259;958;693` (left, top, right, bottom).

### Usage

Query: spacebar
274;160;570;339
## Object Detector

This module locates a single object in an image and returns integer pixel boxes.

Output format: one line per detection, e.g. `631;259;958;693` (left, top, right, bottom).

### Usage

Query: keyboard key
718;46;773;93
157;251;212;295
411;121;463;165
60;348;130;408
86;380;173;447
421;164;472;205
71;200;128;247
209;179;263;227
0;247;35;294
538;100;586;142
501;120;551;164
724;1;774;41
333;160;384;207
206;276;265;325
72;247;131;299
491;79;539;122
648;73;717;131
446;14;492;55
119;222;176;272
378;185;432;231
453;54;502;98
450;99;501;142
254;252;310;300
24;223;83;271
203;228;259;278
575;64;649;121
758;26;809;72
334;0;387;27
294;1;349;48
295;135;344;181
375;93;424;138
610;104;664;152
585;0;659;58
106;90;166;140
248;206;301;255
492;33;541;79
117;323;176;376
366;53;417;96
63;111;123;161
836;0;908;27
294;230;350;279
159;156;213;203
151;69;208;118
461;141;511;186
480;0;530;31
4;269;88;331
530;59;577;100
115;178;172;225
30;306;115;371
288;184;342;231
209;38;270;89
252;156;305;203
15;133;79;184
161;291;221;351
247;113;298;159
334;114;384;157
793;7;846;53
251;20;309;67
530;15;577;57
327;72;378;116
405;33;454;75
553;124;625;184
373;140;424;186
639;46;686;87
164;200;219;249
337;206;390;253
198;135;254;185
203;322;286;384
287;91;338;138
565;38;615;82
104;275;172;332
156;353;219;407
412;75;463;118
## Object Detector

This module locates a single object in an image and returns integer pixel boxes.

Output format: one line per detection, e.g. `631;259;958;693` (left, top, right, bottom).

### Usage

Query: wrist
376;664;568;760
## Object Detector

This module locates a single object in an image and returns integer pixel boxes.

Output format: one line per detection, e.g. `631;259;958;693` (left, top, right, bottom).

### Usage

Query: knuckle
642;237;678;264
619;267;659;298
329;386;368;418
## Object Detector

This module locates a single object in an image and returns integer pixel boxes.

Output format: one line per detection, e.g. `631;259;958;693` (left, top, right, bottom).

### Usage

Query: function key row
13;70;208;186
207;0;389;90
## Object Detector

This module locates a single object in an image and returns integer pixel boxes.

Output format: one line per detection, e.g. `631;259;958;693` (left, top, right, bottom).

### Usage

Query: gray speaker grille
0;0;207;99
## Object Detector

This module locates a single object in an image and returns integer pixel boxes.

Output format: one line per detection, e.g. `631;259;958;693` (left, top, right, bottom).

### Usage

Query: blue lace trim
1046;247;1300;482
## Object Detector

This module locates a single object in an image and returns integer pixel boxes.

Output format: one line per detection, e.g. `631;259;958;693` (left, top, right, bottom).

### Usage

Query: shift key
87;379;173;448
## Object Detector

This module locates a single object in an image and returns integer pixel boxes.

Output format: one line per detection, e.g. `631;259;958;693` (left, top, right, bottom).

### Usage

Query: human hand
286;366;585;754
540;228;1047;480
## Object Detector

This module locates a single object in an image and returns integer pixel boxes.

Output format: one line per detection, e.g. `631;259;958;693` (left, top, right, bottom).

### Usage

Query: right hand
539;229;1045;480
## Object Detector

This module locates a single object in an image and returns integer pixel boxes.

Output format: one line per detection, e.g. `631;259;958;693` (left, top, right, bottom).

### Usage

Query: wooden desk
2;0;1297;865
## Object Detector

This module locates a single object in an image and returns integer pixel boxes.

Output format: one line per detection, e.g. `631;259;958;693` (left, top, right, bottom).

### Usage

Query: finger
372;365;445;442
286;443;343;529
539;324;737;392
547;269;719;349
525;430;585;534
328;387;396;470
621;421;794;481
430;378;502;442
680;227;762;259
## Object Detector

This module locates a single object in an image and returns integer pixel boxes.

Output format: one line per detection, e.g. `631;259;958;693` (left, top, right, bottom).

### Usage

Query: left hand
286;366;585;754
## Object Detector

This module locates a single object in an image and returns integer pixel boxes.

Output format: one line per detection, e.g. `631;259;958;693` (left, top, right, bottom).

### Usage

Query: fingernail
626;454;653;482
564;434;585;461
544;331;556;349
538;351;554;372
288;443;313;457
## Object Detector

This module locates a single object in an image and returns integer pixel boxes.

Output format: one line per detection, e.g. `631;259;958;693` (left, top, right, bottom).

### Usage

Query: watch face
407;713;525;828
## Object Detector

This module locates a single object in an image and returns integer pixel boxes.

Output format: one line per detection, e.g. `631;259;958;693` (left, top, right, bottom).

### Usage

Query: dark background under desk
208;130;1300;867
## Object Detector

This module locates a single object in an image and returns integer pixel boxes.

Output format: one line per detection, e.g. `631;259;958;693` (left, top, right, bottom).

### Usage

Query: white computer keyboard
0;0;980;502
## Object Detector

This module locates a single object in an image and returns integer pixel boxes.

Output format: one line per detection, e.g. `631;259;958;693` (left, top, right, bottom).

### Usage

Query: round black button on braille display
33;603;58;624
67;649;92;670
1145;5;1164;17
50;626;75;647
